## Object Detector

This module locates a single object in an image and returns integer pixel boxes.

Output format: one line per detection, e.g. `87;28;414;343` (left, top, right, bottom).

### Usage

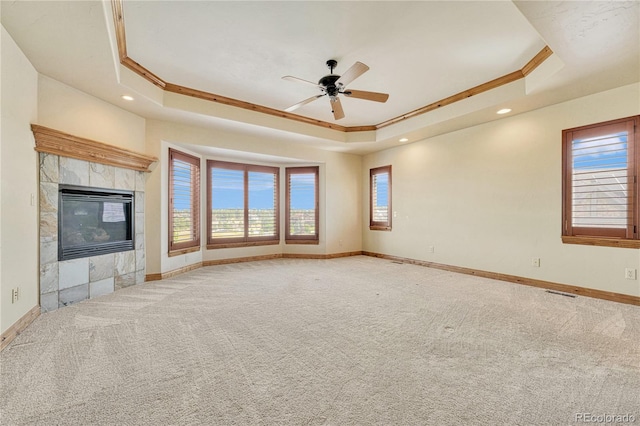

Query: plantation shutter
370;166;392;230
564;118;636;239
286;167;319;241
169;149;200;251
208;161;279;245
248;169;278;238
209;163;245;241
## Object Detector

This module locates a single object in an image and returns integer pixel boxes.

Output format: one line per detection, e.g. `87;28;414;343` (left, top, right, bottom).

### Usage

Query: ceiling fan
282;59;389;120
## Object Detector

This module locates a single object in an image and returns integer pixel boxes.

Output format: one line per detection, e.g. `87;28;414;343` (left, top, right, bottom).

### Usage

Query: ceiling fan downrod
326;59;338;74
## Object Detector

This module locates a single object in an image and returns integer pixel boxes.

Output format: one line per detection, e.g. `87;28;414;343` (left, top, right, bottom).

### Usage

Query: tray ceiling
122;1;546;127
1;1;638;153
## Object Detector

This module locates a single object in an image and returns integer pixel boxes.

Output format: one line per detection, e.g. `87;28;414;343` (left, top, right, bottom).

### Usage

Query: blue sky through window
211;168;243;209
174;166;315;210
375;173;389;207
249;171;275;210
290;173;315;210
209;168;278;209
572;133;627;170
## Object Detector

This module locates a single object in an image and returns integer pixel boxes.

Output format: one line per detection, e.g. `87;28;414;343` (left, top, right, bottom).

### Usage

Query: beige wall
0;26;39;334
37;74;146;153
363;83;640;297
144;119;362;275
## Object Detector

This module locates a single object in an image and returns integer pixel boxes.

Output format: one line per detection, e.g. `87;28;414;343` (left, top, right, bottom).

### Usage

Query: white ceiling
2;1;639;155
124;1;544;126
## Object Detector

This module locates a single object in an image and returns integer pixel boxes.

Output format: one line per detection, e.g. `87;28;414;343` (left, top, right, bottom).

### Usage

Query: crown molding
110;0;553;133
31;125;158;172
163;83;358;132
375;70;525;129
522;45;554;76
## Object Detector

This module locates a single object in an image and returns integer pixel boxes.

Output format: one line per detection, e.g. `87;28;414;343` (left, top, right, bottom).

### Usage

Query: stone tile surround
39;153;146;312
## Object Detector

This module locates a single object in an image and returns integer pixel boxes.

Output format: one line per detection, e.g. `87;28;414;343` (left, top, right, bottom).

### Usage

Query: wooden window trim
207;240;280;250
168;148;201;254
562;115;639;247
562;235;640;249
285;166;319;244
370;165;392;231
168;245;201;257
207;160;280;248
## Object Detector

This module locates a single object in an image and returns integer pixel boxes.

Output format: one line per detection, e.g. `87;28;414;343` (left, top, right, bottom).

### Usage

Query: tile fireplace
33;125;157;313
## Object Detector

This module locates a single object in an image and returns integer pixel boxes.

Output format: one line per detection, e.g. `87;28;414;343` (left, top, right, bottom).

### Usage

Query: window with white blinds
370;165;392;231
210;165;245;240
169;149;201;252
285;167;319;243
563;116;638;243
207;160;279;246
249;171;278;237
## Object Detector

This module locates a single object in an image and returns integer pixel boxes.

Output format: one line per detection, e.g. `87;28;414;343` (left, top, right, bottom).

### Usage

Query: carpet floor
1;256;639;425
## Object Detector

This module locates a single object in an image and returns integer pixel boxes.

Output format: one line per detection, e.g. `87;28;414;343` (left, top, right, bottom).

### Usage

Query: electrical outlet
531;258;541;267
625;268;637;280
11;287;20;303
429;246;435;253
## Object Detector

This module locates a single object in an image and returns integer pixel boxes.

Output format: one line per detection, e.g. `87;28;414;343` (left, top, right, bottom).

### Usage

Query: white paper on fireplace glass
102;202;126;222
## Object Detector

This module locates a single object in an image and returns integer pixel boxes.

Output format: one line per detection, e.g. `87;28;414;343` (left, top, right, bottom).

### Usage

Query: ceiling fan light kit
283;59;389;120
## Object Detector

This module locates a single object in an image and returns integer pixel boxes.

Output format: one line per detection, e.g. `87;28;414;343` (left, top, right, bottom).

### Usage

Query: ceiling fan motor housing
319;74;340;97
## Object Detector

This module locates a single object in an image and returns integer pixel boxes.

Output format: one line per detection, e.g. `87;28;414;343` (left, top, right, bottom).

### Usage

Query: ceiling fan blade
343;89;389;103
331;97;345;120
285;94;325;112
335;62;369;88
282;75;321;88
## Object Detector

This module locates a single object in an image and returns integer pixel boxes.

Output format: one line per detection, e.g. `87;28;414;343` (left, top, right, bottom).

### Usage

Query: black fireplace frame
58;184;135;261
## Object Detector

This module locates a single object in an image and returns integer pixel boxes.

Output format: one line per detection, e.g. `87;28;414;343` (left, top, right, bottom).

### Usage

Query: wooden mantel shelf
31;124;157;172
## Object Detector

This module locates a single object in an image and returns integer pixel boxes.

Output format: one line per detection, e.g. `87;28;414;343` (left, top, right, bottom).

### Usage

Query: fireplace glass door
58;185;134;260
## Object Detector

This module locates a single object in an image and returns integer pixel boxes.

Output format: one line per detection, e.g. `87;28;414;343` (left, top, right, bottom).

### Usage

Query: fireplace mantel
31;125;157;172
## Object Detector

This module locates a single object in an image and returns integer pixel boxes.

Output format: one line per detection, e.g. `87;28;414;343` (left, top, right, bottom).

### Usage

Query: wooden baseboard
146;254;284;280
203;254;283;267
145;262;204;281
325;251;364;259
146;251;364;281
281;253;326;259
282;251;363;259
362;252;640;307
0;305;40;352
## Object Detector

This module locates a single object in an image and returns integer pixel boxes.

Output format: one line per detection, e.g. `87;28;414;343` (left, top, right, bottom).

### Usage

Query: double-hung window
370;165;392;231
285;166;319;244
207;160;279;247
168;149;201;254
562;116;639;247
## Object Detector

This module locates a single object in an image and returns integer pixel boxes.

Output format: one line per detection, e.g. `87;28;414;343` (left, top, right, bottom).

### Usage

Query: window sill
207;240;279;250
168;246;201;257
562;235;640;249
370;225;391;231
285;239;319;245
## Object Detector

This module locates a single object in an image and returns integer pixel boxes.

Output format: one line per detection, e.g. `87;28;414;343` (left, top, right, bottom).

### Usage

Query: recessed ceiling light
497;108;511;115
121;95;134;101
399;138;409;143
